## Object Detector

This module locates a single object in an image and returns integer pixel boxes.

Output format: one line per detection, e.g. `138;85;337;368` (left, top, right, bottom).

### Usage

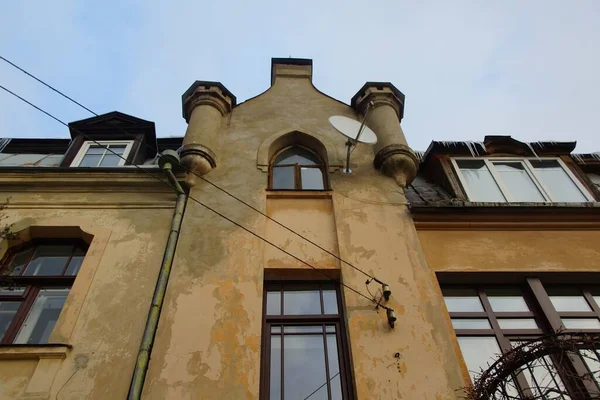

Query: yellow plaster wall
0;360;36;399
419;230;600;272
142;73;466;399
0;189;175;399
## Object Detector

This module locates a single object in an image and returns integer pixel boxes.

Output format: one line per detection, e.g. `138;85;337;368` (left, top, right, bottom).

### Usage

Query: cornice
411;203;600;230
0;168;185;193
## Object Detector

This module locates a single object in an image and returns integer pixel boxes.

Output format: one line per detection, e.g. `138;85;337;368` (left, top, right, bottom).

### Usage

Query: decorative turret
180;81;236;185
351;83;419;187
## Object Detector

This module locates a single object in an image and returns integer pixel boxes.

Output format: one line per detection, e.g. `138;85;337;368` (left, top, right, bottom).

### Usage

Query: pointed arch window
270;146;327;190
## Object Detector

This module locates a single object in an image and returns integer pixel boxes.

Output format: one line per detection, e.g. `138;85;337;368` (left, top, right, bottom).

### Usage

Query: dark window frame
0;239;87;344
268;146;329;191
260;281;355;400
442;278;600;397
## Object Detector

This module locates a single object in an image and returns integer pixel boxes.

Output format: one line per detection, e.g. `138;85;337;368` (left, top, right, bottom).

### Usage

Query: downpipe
128;150;187;399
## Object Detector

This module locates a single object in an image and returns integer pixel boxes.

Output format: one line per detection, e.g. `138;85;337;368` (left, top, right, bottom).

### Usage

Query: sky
1;1;599;152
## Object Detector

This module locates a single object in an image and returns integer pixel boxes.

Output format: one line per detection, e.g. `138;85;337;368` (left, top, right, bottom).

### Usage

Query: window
270;146;327;190
0;240;87;344
452;158;594;203
71;141;133;167
443;279;600;398
262;282;354;399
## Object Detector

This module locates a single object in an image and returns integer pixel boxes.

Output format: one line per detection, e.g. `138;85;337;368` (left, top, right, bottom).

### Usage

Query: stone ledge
0;344;70;360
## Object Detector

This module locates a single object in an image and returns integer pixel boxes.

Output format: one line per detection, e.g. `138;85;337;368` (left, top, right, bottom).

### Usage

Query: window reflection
271;146;326;190
457;336;502;380
456;160;505;202
492;162;545;202
14;288;70;344
284;290;321;315
442;288;484;312
530;160;587;202
487;288;530;312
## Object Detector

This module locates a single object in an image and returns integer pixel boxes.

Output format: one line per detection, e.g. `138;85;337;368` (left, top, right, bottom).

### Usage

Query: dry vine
465;332;600;400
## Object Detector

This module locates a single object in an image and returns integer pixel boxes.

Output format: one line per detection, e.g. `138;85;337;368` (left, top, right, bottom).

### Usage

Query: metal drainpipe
128;150;187;399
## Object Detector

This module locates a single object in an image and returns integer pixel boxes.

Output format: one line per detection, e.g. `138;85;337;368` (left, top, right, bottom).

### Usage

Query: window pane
443;289;484;312
85;145;105;155
512;341;568;398
0;301;20;340
457;336;501;381
284;290;321;315
99;154;122;167
5;248;34;276
322;290;338;314
272;166;295;189
530;160;587;202
492;161;545;202
284;334;328;400
325;325;336;333
451;319;491;329
23;245;72;276
284;326;323;334
562;318;600;329
107;145;127;155
327;334;343;400
456;160;506;202
266;291;281;315
275;147;321;166
65;256;84;276
580;349;600;387
78;154;102;167
497;318;538;329
486;288;530;312
547;287;591;312
300;167;325;190
270;335;281;400
15;288;70;344
271;326;281;333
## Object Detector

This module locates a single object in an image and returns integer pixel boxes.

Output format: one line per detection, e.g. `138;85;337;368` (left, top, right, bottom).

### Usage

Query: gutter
127;150;187;399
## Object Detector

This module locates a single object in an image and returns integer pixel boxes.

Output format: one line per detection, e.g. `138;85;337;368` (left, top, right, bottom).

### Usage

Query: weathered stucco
140;64;465;399
0;178;177;399
419;230;600;272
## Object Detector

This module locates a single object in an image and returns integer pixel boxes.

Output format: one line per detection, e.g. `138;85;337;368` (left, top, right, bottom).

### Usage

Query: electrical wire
0;83;388;310
0;55;383;284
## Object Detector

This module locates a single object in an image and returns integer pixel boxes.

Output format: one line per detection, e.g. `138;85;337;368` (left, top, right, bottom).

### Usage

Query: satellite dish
329;115;378;174
328;116;377;144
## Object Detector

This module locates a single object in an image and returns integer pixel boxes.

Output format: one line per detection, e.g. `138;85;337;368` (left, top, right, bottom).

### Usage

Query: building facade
0;58;599;399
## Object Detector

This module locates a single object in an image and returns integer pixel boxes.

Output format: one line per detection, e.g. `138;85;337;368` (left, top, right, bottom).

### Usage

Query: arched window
0;240;87;344
270;146;327;190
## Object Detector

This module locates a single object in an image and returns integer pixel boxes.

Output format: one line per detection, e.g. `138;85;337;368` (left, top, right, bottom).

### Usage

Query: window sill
0;344;71;360
266;190;333;199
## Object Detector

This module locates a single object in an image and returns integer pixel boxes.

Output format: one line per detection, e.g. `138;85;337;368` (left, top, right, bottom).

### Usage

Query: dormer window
70;141;134;167
453;158;594;203
270;146;327;190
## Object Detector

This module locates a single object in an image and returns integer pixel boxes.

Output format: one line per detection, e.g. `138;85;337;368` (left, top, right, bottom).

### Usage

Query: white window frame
451;157;595;203
70;140;134;167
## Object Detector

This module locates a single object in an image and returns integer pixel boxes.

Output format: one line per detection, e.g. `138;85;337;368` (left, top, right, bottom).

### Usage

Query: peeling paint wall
0;187;176;399
142;70;466;399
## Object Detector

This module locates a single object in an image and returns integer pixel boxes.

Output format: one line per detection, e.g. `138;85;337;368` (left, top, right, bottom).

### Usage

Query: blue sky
1;1;599;152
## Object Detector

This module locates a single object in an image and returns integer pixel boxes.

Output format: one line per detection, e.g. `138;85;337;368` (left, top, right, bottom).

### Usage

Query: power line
0;55;381;284
0;83;385;310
